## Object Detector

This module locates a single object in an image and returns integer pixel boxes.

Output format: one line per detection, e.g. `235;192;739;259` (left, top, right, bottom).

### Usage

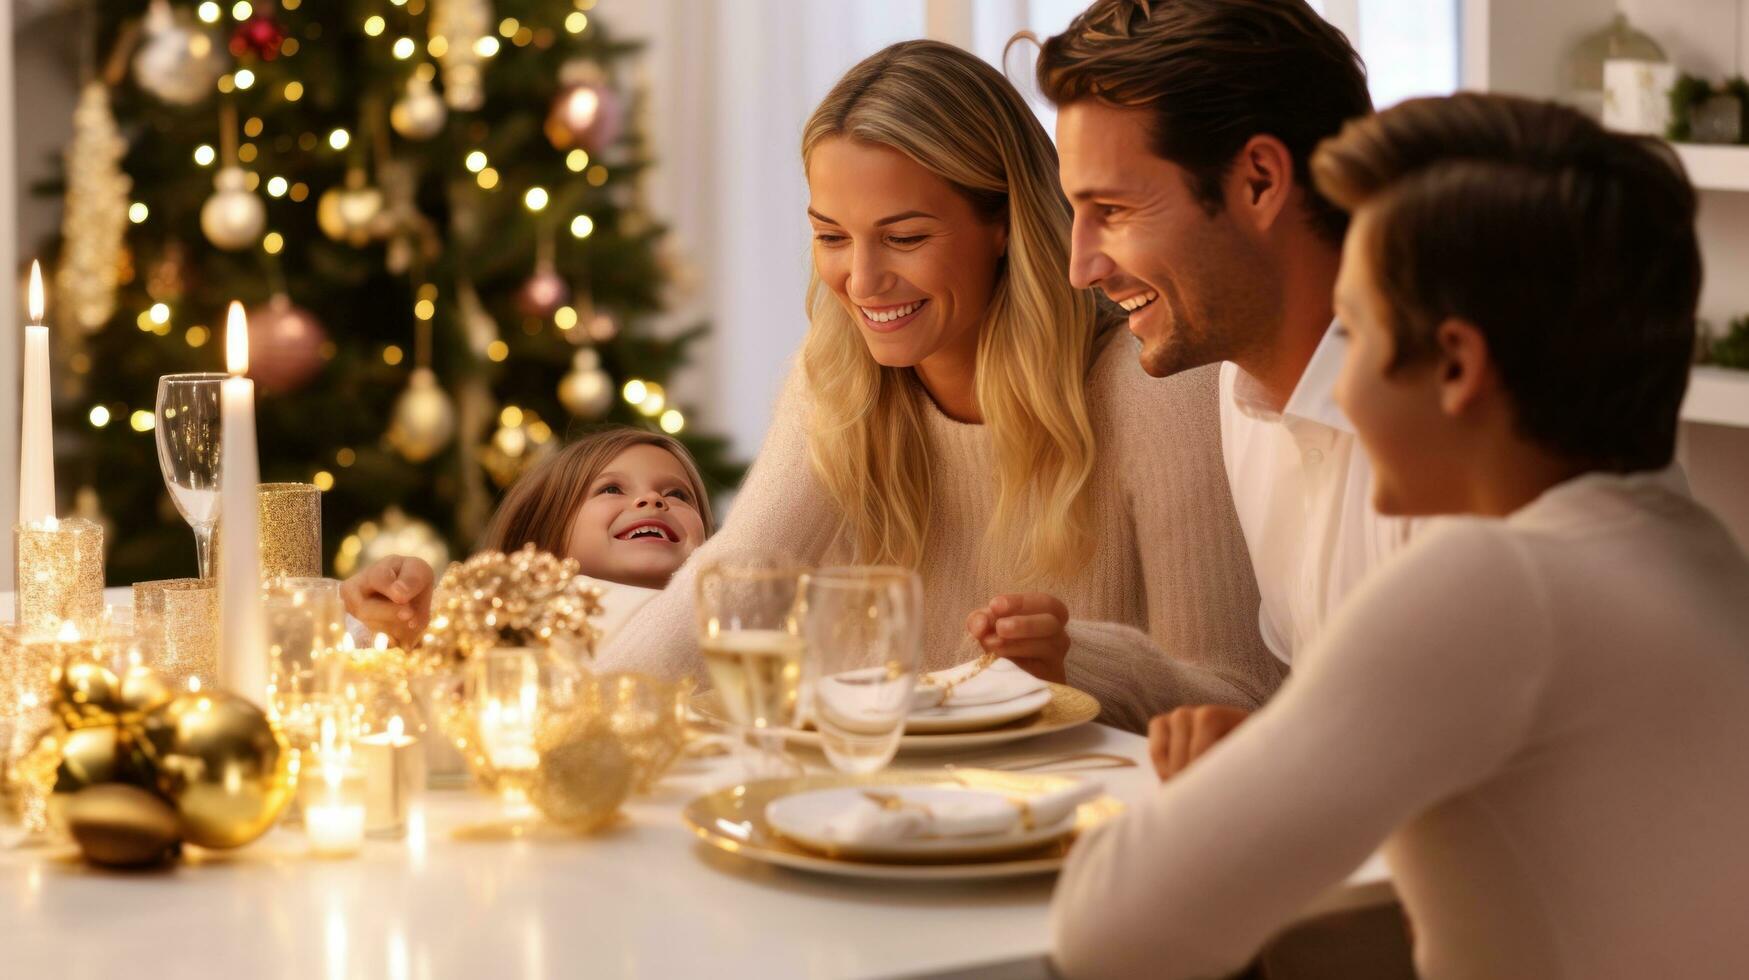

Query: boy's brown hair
1035;0;1371;244
480;426;715;558
1311;92;1701;472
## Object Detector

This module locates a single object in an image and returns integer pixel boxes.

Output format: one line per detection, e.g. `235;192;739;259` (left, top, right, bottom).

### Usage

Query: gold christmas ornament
64;784;182;869
429;0;490;111
137;690;294;849
387;367;457;463
316;168;385;247
529;709;632;832
419;545;604;672
132;0;227;106
55;82;131;332
49;720;156;830
54;659;121;729
257;482;324;579
200;166;266;251
480;409;557;489
117;664;174;717
335;507;450;580
558;347;613;419
390;73;448;140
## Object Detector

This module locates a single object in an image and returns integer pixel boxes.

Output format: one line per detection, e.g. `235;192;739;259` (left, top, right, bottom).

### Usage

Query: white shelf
1673;144;1749;194
1683;365;1749;428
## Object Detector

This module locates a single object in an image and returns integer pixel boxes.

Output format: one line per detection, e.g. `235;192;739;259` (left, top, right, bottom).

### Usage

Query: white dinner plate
902;687;1053;733
764;785;1077;861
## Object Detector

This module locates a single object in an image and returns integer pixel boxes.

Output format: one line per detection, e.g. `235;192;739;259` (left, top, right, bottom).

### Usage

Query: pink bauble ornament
545;63;622;153
515;264;571;320
246;294;327;393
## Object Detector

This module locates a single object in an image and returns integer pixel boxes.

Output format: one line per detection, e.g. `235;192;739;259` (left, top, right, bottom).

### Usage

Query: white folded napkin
819;781;1101;844
576;576;660;641
911;657;1048;711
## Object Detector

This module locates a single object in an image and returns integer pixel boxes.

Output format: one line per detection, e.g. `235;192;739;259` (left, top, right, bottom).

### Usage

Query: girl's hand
964;593;1071;684
341;555;435;647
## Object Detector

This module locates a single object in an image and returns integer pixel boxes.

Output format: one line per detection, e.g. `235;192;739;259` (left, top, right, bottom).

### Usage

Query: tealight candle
303;759;367;858
358;715;424;838
478;692;541;774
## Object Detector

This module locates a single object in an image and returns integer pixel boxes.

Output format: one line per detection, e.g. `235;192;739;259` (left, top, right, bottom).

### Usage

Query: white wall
1;0;17;590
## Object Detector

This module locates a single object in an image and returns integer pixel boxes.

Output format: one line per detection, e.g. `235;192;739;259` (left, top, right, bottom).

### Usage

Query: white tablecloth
0;719;1391;980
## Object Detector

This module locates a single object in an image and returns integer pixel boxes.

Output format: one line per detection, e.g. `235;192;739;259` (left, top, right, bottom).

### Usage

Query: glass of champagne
155;373;226;579
696;561;806;780
800;566;923;774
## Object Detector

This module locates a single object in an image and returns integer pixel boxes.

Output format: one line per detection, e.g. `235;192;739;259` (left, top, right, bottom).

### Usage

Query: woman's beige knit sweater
597;334;1285;730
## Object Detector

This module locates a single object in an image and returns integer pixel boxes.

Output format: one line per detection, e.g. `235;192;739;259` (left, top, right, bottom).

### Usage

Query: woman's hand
1147;705;1251;780
340;555;435;647
964;593;1071;684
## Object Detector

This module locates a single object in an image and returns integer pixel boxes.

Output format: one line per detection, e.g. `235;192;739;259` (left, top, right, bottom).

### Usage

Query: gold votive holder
258;483;323;580
13;517;105;639
139;579;219;692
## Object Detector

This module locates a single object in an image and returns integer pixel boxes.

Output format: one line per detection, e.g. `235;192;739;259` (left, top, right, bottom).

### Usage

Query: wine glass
800;566;923;774
695;561;806;780
155;373;226;579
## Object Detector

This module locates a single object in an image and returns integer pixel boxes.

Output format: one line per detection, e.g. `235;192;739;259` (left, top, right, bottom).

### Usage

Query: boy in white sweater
1051;93;1749;980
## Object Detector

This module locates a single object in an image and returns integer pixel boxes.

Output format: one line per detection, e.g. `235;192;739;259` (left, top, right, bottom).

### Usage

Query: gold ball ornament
391;73;448;141
118;664;175;717
200;166;266;251
49;720;156;829
133;0;227;106
558;348;613;419
336;507;450;580
529;710;633;832
54;660;123;729
137;691;294;849
64;784;182;869
480;410;558;489
387;367;458;463
316;169;385;247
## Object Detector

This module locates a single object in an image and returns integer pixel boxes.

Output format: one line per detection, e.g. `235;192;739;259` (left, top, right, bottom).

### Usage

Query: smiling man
1007;0;1410;772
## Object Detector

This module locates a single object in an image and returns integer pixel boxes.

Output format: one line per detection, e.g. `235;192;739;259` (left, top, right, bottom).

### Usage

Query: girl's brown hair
479;427;716;558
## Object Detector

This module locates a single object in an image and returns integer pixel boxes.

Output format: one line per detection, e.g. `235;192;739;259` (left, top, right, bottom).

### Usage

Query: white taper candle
18;261;56;526
218;300;268;704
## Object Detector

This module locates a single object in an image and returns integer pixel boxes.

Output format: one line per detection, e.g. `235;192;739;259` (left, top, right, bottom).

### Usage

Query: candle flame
340;632;357;651
226;301;249;375
56;620;81;643
388;715;404;739
374;632;390;651
27;261;43;323
188;676;202;693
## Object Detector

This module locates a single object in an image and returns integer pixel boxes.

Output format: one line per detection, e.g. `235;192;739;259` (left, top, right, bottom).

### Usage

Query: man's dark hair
1036;0;1372;244
1312;92;1701;472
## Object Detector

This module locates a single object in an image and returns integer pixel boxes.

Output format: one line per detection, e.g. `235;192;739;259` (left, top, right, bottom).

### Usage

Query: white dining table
0;713;1393;980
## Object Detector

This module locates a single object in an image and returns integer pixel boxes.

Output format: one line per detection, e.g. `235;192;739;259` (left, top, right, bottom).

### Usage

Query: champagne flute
800;566;923;774
155;373;226;579
696;561;806;780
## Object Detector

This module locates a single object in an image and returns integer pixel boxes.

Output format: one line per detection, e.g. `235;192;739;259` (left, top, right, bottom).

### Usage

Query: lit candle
358;714;424;837
304;762;367;857
217;302;268;704
17;261;55;527
478;677;541;773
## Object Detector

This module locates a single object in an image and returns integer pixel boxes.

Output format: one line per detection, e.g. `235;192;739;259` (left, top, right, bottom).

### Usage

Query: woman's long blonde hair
801;40;1105;579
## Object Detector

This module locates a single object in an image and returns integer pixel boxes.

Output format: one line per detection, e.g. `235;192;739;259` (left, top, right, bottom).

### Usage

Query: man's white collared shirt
1219;325;1412;663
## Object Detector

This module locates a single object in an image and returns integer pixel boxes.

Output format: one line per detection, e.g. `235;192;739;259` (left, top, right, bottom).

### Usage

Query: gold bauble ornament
387;367;457;463
558;348;613;419
335;507;450;580
117;664;174;717
529;710;633;832
137;691;294;849
49;720;155;829
200;166;266;251
54;660;122;729
390;73;448;140
316;168;385;247
480;410;557;489
64;784;182;869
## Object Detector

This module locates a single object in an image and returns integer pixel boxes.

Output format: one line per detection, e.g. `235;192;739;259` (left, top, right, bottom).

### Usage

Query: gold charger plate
682;769;1123;881
693;683;1101;755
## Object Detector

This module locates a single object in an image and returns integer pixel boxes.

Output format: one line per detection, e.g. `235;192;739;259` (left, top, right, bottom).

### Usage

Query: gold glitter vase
136;579;219;691
13;518;105;638
257;483;323;580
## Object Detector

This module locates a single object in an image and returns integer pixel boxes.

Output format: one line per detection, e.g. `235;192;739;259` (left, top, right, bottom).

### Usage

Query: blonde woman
351;41;1282;727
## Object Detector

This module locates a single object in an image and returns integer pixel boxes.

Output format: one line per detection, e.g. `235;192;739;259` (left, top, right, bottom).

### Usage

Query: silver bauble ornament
200;166;265;251
387;367;457;463
133;0;227;106
390;73;448;141
558;348;613;420
316;169;385;247
337;508;450;579
246;294;328;394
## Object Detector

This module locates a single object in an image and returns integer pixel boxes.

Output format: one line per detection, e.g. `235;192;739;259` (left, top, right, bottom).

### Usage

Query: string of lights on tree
45;0;741;584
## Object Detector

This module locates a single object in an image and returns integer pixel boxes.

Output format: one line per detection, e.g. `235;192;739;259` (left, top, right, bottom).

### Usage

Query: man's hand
1147;705;1251;780
965;593;1071;684
340;555;435;648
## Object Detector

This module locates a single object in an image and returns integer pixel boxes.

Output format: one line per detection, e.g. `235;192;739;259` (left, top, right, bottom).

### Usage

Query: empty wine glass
155;373;226;579
696;561;806;780
800;566;923;774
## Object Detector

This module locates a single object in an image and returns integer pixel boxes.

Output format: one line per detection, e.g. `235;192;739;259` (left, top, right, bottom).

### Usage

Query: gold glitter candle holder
13;517;105;639
138;579;219;691
258;483;323;581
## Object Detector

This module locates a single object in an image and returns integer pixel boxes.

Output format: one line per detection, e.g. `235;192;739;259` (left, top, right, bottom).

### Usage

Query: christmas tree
38;0;741;586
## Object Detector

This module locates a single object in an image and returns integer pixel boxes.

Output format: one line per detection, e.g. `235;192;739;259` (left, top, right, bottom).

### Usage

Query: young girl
343;427;714;646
